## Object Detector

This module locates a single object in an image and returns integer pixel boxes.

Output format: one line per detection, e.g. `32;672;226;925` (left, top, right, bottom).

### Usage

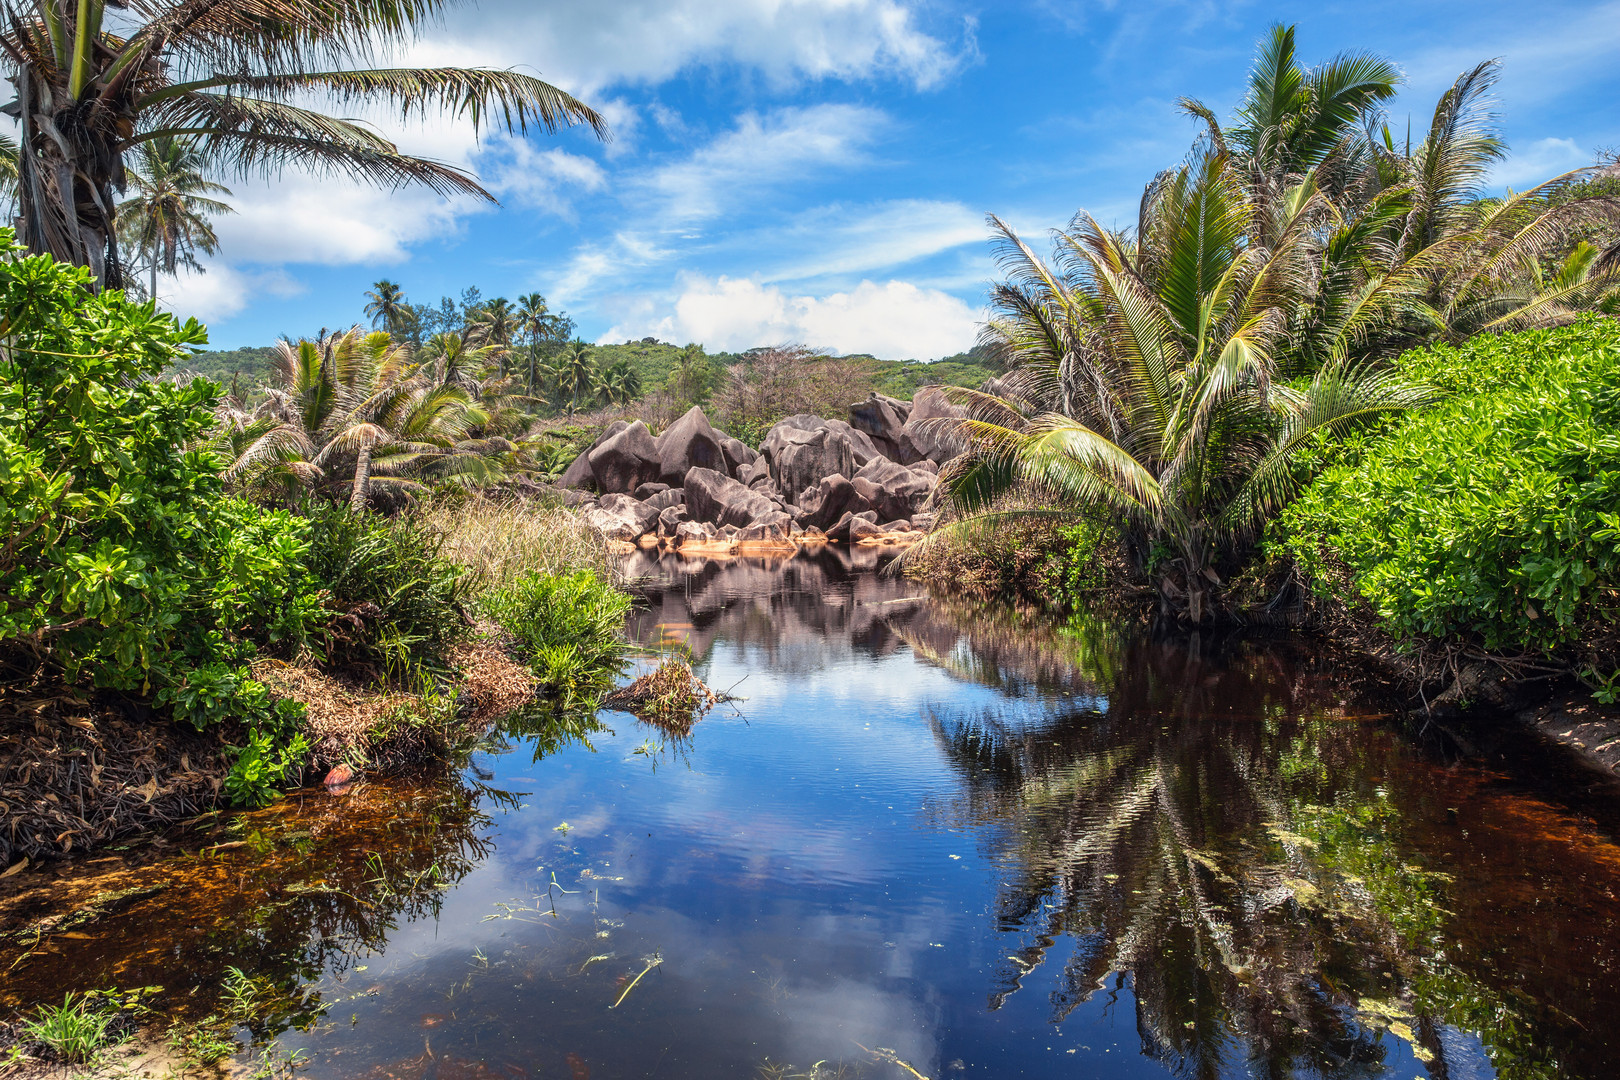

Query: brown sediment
0;630;535;867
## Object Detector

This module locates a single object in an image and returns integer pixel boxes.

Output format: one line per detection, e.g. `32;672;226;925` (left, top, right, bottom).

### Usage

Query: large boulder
849;517;891;544
848;393;913;461
645;487;686;511
897;386;966;463
557;420;629;490
720;436;758;475
763;414;883;469
634;481;670;500
597;493;660;537
655;406;729;486
657;503;689;538
769;426;856;504
793;473;872;531
587;420;660;495
851;457;936;522
674;520;718;548
737;511;794;543
683;467;780;530
827;509;879;544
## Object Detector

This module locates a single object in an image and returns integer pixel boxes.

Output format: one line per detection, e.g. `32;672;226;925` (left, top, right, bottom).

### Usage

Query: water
5;549;1620;1078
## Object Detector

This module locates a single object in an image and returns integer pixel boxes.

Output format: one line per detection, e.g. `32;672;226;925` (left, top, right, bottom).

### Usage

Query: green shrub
1280;318;1620;661
302;505;469;677
0;241;322;693
481;570;630;702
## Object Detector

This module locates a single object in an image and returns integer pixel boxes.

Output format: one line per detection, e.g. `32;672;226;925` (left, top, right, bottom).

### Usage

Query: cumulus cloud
165;265;305;326
1492;136;1591;190
415;0;969;93
602;275;981;360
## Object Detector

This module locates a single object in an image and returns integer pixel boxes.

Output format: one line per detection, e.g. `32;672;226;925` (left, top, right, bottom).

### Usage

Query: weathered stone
657;503;690;538
597;493;661;538
587;420;660;494
737;511;793;543
762;414;883;469
554;487;594;508
848;393;913;461
674;519;716;547
683;467;779;529
769;426;856;503
655;406;730;486
897;386;967;463
793;473;873;531
645;487;686;511
849;517;890;543
827;509;878;543
851;457;935;522
557;420;628;491
720;436;758;475
634;481;671;500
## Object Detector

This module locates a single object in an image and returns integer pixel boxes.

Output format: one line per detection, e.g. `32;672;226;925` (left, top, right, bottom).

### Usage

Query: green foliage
23;993;127;1064
302;506;469;678
0;234;319;701
175;345;278;389
1281;318;1620;659
481;570;630;705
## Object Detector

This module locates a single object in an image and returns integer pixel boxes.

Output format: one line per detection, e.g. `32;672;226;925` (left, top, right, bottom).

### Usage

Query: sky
170;0;1620;360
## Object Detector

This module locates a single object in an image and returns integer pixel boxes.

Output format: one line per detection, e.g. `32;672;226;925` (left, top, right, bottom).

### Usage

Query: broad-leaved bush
1281;318;1620;664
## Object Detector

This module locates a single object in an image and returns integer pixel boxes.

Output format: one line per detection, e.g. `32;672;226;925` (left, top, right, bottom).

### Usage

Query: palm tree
516;291;554;392
0;1;608;290
599;359;641;406
365;280;411;337
560;339;597;416
220;326;497;510
931;152;1431;623
117;135;233;301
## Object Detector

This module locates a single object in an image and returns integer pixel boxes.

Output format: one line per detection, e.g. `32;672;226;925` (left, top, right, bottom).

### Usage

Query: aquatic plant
22;993;127;1063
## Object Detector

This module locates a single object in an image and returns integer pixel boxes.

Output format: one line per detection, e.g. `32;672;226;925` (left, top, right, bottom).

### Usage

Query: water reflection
3;552;1619;1079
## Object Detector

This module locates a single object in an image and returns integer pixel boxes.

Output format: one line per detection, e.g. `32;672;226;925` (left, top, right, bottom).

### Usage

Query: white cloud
759;199;987;283
1492;136;1590;190
645;104;889;224
164;265;305;325
415;0;968;94
603;274;981;360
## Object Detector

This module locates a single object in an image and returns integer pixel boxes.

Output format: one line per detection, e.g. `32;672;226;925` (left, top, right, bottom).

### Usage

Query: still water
4;550;1620;1078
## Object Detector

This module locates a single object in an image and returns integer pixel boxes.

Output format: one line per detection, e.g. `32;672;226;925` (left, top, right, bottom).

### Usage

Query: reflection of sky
285;564;1454;1080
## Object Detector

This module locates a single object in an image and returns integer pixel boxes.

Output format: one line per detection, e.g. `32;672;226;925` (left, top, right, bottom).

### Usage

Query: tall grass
419;496;620;596
23;994;126;1063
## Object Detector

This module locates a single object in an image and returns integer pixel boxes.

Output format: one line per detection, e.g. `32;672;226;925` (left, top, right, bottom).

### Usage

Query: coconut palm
515;291;557;391
931;151;1431;622
117;135;233;300
1;0;608;289
221;326;499;509
599;358;641;406
560;339;597;416
365;280;411;337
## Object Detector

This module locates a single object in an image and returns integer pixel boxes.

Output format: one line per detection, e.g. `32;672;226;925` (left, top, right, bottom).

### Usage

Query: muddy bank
0;637;534;868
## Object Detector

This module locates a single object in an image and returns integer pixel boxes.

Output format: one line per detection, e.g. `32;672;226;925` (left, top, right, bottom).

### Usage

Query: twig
608;953;663;1009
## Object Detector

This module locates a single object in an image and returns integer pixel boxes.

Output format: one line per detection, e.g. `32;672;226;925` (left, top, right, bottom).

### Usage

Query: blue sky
174;0;1620;359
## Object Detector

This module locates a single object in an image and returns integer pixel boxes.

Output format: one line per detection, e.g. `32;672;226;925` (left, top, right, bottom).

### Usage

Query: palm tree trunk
350;445;373;511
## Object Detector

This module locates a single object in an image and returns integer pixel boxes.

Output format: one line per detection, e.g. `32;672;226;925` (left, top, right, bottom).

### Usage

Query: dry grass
418;496;620;593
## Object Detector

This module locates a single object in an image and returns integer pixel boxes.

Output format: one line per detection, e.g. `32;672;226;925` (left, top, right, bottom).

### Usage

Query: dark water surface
5;550;1620;1079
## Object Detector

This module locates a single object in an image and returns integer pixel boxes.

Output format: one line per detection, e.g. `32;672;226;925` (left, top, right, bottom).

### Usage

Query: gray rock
587;420;660;494
897;386;966;463
827;509;879;543
645;488;686;511
793;473;873;531
851;457;936;522
674;519;717;547
597;493;661;538
655;406;730;486
849;517;891;543
657;503;690;537
634;481;671;500
769;426;856;504
557;420;629;491
737;511;793;543
762;414;883;469
683;466;780;529
720;436;758;475
849;393;913;461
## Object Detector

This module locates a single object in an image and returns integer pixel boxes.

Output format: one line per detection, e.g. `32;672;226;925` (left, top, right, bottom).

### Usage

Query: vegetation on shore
920;26;1620;694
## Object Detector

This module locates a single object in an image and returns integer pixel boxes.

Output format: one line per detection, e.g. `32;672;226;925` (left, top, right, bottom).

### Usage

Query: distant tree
668;342;717;406
599;359;642;405
365;280;411;337
469;296;519;372
117;135;232;301
561;340;598;416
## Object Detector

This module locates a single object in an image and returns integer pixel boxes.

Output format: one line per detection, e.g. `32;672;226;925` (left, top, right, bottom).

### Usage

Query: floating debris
608;953;663;1009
